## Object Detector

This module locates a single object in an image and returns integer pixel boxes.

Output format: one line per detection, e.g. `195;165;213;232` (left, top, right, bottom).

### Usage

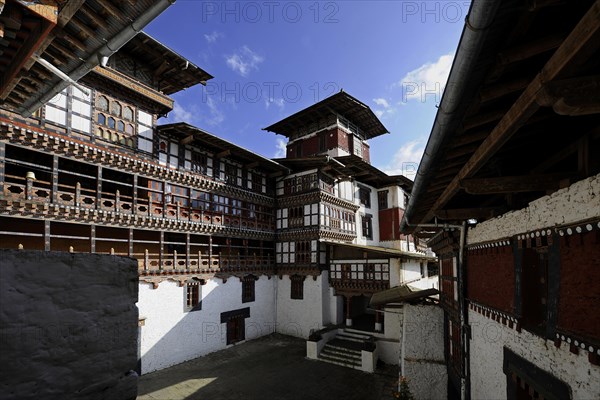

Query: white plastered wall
275;272;330;338
138;276;276;373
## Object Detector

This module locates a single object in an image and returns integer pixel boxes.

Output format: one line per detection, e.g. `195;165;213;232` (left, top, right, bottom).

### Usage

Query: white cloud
205;97;224;126
397;53;454;103
382;139;426;179
373;98;390;109
226;46;264;77
204;31;223;43
274;138;287;158
265;98;285;110
171;102;193;123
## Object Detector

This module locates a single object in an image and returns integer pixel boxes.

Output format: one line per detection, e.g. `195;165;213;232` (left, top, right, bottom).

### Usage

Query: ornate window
117;121;125;132
97;113;106;125
125;124;134;134
110;101;121;117
359;186;371;208
97;96;108;111
108;117;115;129
362;214;373;239
378;190;388;210
123;106;133;121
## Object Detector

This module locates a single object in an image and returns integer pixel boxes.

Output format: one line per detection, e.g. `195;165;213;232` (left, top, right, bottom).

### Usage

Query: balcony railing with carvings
136;252;273;275
2;175;275;232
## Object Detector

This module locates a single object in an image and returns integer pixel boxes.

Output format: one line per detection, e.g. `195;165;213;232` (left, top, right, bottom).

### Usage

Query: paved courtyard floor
137;333;398;400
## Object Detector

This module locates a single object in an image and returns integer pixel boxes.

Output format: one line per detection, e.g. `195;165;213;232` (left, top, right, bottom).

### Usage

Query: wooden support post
132;174;138;212
159;231;164;271
90;224;95;253
52;155;59;203
346;296;353;327
128;228;133;257
0;142;5;195
96;165;102;209
44;220;51;251
186;233;190;271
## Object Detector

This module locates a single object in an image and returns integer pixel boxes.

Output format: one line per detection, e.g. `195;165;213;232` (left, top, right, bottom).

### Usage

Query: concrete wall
469;310;600;399
0;250;138;400
276;273;328;338
401;305;446;400
138;275;276;373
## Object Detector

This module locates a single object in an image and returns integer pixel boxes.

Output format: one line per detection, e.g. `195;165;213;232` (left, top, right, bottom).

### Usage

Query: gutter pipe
21;0;177;117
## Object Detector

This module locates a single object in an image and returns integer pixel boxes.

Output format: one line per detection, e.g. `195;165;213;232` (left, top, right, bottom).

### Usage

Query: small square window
186;281;202;312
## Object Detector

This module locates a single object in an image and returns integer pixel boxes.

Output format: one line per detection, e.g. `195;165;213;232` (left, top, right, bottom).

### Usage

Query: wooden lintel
180;134;194;145
537;75;600;115
435;208;500;220
216;149;231;158
460;174;570;195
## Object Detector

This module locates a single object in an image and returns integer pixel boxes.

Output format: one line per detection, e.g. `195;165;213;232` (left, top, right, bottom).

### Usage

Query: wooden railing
2;175;274;232
135;252;273;274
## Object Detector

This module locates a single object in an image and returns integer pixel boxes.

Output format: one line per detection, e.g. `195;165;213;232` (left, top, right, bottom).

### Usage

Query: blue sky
145;1;469;178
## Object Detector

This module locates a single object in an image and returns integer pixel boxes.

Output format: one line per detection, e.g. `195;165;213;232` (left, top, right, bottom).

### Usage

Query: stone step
341;329;374;340
336;333;372;344
321;345;362;361
318;354;361;368
327;338;365;352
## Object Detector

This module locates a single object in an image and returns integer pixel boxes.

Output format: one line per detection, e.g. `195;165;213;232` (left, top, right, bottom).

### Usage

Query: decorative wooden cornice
319;191;360;211
276;191;320;208
0;120;275;207
276;266;321;280
91;66;174;110
139;268;275;289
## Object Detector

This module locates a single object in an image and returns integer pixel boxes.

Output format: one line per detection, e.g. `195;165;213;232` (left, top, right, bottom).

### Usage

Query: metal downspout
21;0;177;117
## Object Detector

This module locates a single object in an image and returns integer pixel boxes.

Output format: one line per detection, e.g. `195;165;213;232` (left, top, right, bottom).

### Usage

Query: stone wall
0;250;138;400
401;304;446;399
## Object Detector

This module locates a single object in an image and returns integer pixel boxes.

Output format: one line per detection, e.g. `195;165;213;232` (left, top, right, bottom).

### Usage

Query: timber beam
435;207;501;220
459;174;573;195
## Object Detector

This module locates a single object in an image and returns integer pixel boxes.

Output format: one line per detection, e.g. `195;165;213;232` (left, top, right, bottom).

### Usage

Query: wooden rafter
420;0;600;224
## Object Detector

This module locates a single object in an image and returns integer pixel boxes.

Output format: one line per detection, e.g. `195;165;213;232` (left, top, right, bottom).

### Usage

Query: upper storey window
110;102;121;117
359;186;371;208
43;85;92;135
123;107;133;121
97;96;109;112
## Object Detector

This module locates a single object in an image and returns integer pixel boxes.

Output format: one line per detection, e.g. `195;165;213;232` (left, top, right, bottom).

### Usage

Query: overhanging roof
117;32;213;95
370;285;440;307
273;155;414;190
1;0;177;116
322;240;436;261
158;123;288;174
263;91;389;139
402;0;600;232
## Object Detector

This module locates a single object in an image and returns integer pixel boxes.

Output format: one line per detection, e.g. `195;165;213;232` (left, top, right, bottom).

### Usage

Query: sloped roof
263;91;388;139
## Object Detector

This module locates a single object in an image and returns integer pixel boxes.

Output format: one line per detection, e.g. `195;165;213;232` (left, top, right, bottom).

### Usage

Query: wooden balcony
2;174;275;234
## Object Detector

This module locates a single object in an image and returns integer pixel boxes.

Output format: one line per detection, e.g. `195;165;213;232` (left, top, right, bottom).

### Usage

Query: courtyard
137;334;398;400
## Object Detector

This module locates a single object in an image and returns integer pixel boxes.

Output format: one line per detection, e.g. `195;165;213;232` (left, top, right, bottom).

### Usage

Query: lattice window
362;214;373;239
378;190;388;210
359;186;371;208
186;281;202;311
242;275;256;303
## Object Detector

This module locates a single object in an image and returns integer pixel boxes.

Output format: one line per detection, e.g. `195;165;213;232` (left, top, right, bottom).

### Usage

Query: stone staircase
318;329;374;371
